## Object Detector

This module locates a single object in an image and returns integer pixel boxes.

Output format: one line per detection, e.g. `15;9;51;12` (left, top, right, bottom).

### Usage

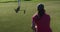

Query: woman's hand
31;25;37;32
31;26;35;30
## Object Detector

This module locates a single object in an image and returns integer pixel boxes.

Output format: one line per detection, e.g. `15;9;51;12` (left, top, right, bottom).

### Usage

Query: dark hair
37;4;45;17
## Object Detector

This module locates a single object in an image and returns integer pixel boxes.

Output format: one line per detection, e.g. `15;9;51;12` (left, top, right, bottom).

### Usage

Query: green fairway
0;1;60;32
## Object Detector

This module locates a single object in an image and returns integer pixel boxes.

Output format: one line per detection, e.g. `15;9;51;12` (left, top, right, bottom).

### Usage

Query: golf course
0;0;60;32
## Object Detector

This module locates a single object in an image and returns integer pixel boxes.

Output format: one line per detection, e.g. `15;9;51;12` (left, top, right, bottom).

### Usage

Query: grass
0;1;60;32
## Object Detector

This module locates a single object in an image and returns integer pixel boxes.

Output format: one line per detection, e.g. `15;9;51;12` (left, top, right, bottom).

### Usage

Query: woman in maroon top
32;4;52;32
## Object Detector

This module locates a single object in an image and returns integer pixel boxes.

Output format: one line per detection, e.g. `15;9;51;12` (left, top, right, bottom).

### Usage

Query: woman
32;4;52;32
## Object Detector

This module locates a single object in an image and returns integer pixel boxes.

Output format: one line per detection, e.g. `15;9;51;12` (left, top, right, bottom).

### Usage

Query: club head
24;10;26;14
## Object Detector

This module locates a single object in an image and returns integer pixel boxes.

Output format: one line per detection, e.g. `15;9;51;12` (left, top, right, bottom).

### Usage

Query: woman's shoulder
46;14;50;17
32;13;38;19
44;13;50;19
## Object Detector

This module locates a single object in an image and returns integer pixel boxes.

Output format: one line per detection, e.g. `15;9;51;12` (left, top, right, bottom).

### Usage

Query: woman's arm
32;21;35;30
32;19;37;32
